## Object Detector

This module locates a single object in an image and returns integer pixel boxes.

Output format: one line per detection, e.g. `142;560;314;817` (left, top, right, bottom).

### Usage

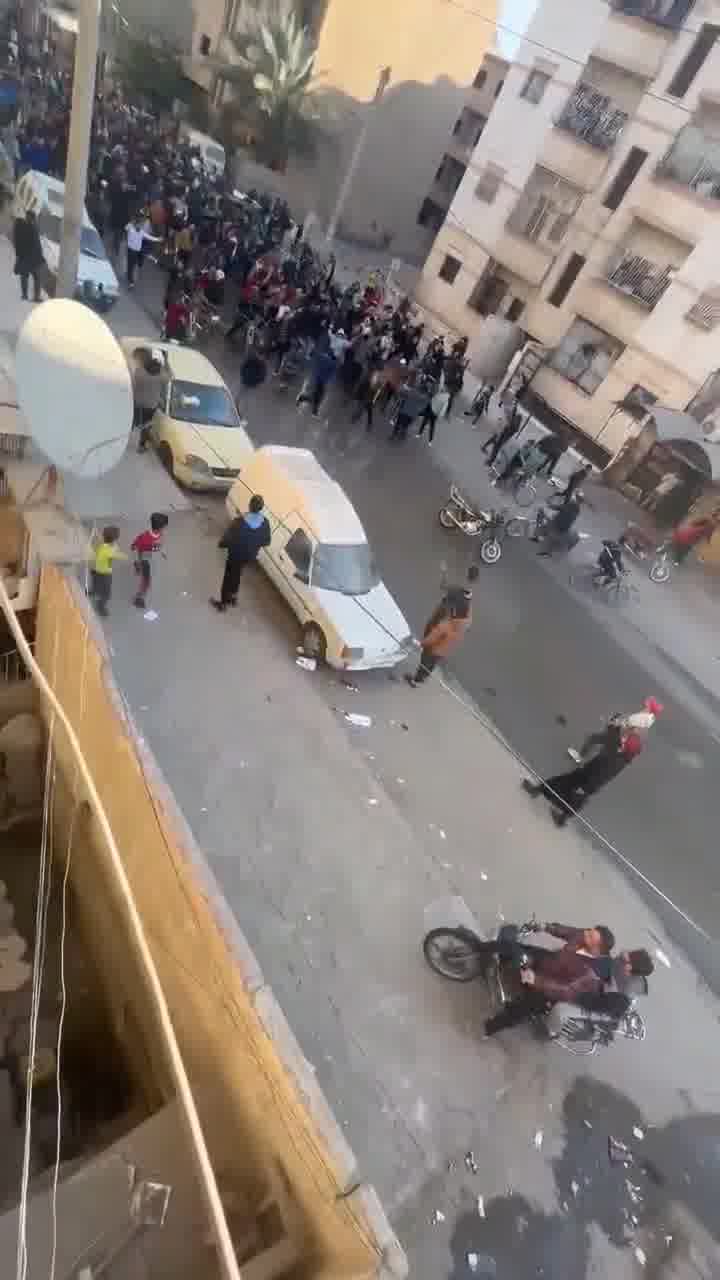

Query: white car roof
257;447;367;545
21;170;95;229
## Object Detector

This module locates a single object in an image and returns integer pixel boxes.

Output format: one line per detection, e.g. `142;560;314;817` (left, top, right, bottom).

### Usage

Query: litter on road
655;948;671;968
367;798;379;806
465;1151;479;1175
431;1209;446;1225
480;871;489;881
344;712;372;727
534;1129;544;1150
143;609;159;621
633;1126;645;1140
634;1246;647;1267
477;1195;486;1218
296;656;317;671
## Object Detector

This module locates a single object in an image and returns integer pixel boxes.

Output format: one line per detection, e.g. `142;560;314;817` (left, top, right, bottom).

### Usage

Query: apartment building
186;0;499;260
416;0;720;459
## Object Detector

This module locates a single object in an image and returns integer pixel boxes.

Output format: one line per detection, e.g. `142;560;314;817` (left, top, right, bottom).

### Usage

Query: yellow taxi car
121;339;254;491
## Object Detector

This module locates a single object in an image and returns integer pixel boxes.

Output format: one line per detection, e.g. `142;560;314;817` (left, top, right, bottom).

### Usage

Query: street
71;258;720;1279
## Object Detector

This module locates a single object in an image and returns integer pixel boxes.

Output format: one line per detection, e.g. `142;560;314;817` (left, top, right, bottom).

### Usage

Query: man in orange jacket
405;579;473;688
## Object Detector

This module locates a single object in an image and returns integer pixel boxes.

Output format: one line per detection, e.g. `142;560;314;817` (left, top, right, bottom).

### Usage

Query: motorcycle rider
536;490;584;557
482;922;614;1036
546;948;654;1040
596;538;625;585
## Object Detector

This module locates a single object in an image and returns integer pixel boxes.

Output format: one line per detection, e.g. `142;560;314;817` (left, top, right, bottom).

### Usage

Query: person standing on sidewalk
417;382;450;446
131;512;168;609
89;526;127;618
405;583;473;688
466;382;493;427
211;495;271;613
522;718;644;827
12;208;45;302
482;398;523;466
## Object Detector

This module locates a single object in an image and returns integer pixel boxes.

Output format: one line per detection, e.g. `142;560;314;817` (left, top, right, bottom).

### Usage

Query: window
610;0;695;30
548;252;586;307
494;79;505;99
506;297;525;322
468;268;508;316
667;24;720;98
507;166;582;249
285;529;313;579
686;287;720;330
452;107;487;148
475;164;504;203
603;146;648;211
435;153;467;194
473;67;487;89
199;32;211;54
439;254;462;284
620;384;658;420
520;68;551;104
550;318;624;395
417;197;445;230
312;544;380;596
169;381;241;427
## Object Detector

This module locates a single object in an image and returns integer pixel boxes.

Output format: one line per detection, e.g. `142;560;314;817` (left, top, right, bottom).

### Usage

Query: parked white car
14;170;119;305
226;446;413;670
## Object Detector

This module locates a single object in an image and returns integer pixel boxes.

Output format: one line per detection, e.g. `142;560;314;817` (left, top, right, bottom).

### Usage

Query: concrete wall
34;565;405;1280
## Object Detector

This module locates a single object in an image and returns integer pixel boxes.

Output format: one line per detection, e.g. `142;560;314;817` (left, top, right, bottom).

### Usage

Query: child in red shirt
131;512;168;608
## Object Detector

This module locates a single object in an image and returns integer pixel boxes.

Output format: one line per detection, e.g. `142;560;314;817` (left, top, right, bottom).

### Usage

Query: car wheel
301;622;327;662
157;442;176;480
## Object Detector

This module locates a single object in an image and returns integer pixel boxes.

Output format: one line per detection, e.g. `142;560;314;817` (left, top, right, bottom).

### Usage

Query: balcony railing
609;0;694;31
604;248;674;309
556;82;628;151
656;126;720;200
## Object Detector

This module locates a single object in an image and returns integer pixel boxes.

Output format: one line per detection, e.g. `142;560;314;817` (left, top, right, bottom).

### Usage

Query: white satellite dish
15;299;133;479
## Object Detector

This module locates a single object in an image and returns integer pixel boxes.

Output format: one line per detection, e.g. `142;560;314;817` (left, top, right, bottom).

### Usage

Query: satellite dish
15;299;133;479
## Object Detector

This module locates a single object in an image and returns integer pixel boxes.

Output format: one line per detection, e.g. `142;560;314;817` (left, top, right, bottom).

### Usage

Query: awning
650;407;720;482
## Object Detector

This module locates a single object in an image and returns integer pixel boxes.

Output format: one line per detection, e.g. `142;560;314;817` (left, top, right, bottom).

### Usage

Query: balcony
556;82;628;151
656;125;720;201
609;0;695;31
604;247;674;309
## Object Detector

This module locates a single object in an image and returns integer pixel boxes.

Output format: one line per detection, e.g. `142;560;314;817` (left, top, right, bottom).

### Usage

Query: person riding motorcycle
482;922;615;1036
537;490;584;557
546;948;654;1041
494;438;545;487
596;538;625;585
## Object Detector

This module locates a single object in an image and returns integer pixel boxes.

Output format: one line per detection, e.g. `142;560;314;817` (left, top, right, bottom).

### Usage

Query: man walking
405;577;474;688
211;495;271;613
482;398;523;466
522;718;644;826
417;381;450;446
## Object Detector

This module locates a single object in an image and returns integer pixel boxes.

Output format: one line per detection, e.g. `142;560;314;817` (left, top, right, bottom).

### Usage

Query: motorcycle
620;527;671;583
423;917;647;1056
438;485;508;565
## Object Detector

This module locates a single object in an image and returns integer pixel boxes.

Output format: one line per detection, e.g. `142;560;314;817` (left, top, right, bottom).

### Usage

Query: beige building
186;0;499;260
416;0;720;460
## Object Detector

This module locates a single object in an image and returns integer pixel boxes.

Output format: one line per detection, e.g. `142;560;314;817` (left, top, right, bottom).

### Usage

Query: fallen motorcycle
423;918;647;1056
438;485;508;564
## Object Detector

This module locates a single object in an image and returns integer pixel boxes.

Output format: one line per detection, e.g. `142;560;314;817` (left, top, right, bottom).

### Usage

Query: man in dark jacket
211;495;271;612
484;922;615;1036
523;720;644;826
13;209;45;301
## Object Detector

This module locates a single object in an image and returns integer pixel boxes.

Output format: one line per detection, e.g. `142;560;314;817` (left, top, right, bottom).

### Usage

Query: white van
179;126;226;178
13;170;119;305
226;446;413;670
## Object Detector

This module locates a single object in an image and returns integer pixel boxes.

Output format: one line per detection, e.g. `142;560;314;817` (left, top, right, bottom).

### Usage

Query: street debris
625;1179;644;1205
143;609;159;621
567;747;582;764
583;1119;593;1130
480;871;489;881
431;1209;446;1225
634;1246;647;1267
534;1129;544;1150
439;828;447;840
447;1159;457;1173
655;948;671;968
367;798;379;806
296;656;317;671
477;1195;486;1218
608;1136;635;1167
344;712;372;727
633;1126;645;1141
396;777;406;785
341;680;360;693
467;1254;479;1272
200;807;208;813
570;1180;580;1198
465;1151;479;1175
139;705;148;711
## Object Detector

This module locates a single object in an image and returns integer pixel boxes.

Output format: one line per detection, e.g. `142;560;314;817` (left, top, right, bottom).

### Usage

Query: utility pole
326;64;391;245
57;0;102;299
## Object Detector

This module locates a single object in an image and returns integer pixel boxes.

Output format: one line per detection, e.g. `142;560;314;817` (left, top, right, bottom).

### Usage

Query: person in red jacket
484;922;615;1036
131;512;168;608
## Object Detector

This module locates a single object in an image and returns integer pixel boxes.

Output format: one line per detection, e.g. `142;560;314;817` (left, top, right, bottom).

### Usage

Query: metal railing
604;248;674;308
609;0;695;30
656;138;720;201
556;82;628;151
0;645;33;683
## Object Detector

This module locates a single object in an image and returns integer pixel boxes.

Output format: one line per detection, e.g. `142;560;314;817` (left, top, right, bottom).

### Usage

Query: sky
497;0;540;58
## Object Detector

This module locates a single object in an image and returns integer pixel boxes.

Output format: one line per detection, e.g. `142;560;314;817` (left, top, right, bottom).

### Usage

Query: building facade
186;0;499;261
416;0;720;458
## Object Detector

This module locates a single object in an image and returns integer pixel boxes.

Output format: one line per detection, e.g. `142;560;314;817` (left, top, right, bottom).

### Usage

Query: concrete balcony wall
540;127;614;190
594;12;673;81
492;230;556;286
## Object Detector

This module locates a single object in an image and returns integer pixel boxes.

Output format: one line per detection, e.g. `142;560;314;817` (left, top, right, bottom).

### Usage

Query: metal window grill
605;249;674;308
557;82;628;151
686;290;720;330
507;168;581;246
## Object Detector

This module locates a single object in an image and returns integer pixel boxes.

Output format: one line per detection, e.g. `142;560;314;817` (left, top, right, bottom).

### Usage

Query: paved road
128;264;720;993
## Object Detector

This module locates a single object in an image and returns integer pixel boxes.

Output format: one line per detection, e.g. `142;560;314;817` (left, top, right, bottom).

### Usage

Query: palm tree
208;0;329;172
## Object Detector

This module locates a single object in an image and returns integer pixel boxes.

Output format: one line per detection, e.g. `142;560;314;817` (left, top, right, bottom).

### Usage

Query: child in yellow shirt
90;526;127;617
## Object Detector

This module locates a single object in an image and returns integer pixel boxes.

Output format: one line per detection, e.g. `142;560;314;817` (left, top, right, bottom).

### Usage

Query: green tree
115;31;192;115
207;0;330;171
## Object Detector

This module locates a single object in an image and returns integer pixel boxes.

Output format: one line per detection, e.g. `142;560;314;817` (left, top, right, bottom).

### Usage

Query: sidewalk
99;504;720;1280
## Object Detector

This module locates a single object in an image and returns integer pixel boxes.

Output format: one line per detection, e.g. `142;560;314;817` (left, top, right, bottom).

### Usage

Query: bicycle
569;564;638;606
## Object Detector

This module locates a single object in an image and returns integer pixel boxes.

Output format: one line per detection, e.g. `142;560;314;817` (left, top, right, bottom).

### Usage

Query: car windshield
38;209;107;259
169;380;240;427
312;543;380;596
